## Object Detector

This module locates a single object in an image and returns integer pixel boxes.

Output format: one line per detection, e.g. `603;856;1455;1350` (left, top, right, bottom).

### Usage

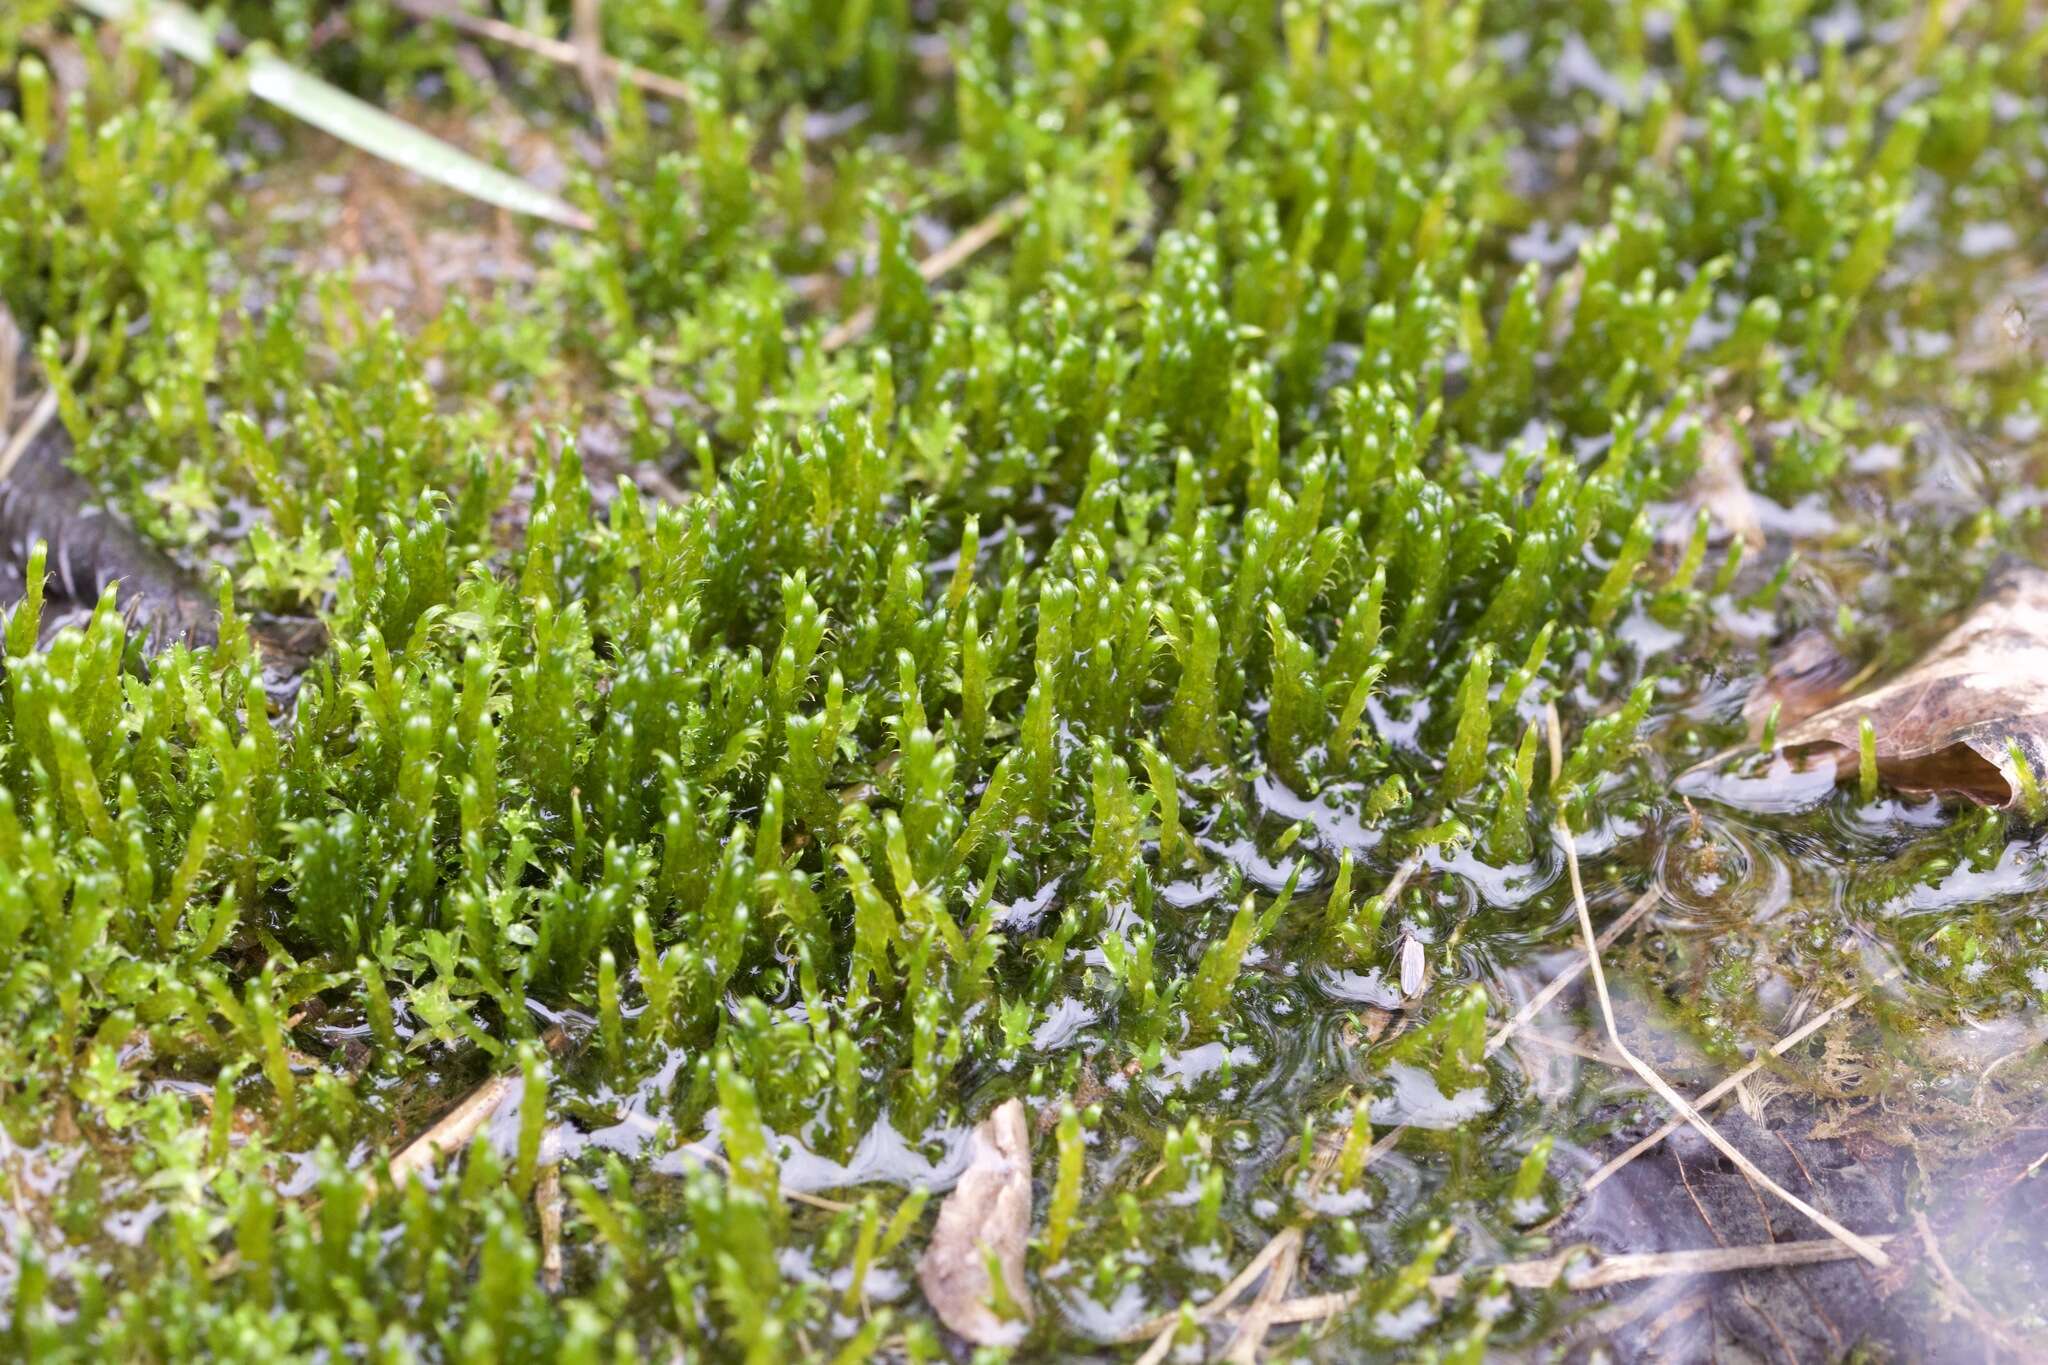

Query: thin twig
1545;703;1890;1268
1378;849;1424;908
393;0;694;103
1580;963;1901;1195
821;197;1024;352
1228;1234;1899;1326
1514;1029;1629;1068
1486;884;1662;1055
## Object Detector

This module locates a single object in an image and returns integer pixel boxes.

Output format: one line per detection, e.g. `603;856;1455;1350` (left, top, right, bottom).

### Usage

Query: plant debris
1;426;219;649
74;0;591;228
917;1099;1033;1347
1771;559;2048;806
1743;627;1861;740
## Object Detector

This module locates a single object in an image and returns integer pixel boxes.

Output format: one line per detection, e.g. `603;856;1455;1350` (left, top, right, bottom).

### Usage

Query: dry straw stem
1121;882;1663;1358
373;1024;570;1196
1125;1229;1303;1362
0;304;18;436
394;0;694;103
1228;1234;1899;1327
1545;702;1890;1268
0;333;89;485
1220;1225;1302;1364
1581;961;1903;1195
569;0;612;117
537;1163;565;1293
821;197;1025;351
380;1071;519;1192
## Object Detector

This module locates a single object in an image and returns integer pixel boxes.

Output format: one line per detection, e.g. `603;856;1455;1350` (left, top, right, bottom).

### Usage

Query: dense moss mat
1;1;2046;1358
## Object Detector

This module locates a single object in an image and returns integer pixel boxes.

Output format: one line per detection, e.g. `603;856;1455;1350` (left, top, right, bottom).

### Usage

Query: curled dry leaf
1773;560;2048;806
918;1098;1033;1347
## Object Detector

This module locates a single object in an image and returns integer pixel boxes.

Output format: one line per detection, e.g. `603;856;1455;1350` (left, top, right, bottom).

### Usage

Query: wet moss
0;0;2045;1359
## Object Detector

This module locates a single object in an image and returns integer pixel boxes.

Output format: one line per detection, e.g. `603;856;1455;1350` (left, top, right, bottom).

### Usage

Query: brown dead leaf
919;1098;1033;1347
1775;559;2048;806
1743;627;1860;741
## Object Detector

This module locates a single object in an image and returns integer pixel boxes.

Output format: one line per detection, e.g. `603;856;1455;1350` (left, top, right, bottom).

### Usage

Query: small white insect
1398;931;1426;999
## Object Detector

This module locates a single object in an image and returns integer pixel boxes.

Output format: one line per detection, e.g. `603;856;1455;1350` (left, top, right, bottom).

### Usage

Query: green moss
1;0;2045;1357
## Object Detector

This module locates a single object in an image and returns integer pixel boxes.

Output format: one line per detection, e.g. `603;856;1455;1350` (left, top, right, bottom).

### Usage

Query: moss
1;0;2045;1358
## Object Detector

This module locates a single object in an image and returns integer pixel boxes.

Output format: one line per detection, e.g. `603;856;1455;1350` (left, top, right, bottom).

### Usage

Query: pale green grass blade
73;0;592;229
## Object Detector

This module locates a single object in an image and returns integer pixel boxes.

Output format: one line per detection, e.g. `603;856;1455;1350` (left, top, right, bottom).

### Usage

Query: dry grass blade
0;333;91;485
821;197;1024;351
393;0;696;104
1233;1234;1898;1326
76;0;592;229
1581;963;1901;1194
1546;702;1890;1268
569;0;611;116
247;57;592;228
1221;1226;1302;1363
1120;882;1663;1357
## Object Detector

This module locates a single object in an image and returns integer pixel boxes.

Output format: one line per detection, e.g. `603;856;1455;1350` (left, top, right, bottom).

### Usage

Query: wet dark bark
1;424;324;695
1559;1099;2039;1363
